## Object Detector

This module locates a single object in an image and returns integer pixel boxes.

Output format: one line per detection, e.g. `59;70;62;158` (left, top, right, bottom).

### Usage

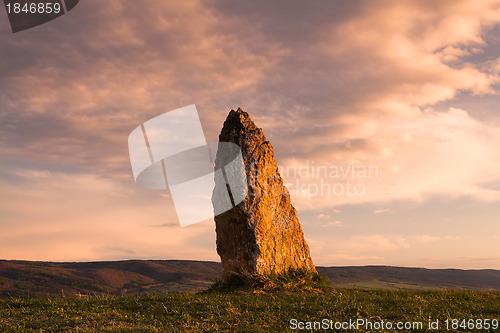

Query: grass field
0;289;498;332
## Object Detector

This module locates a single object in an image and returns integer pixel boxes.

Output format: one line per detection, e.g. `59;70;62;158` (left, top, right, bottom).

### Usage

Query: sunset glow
1;0;500;268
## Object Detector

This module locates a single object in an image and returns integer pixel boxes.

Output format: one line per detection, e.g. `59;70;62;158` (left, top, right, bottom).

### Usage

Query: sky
1;0;500;269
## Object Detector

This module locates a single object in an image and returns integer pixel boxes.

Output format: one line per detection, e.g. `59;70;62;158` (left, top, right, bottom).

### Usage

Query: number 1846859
6;2;61;14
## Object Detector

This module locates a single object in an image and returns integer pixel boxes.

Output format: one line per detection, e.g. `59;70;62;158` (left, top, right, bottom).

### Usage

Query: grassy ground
0;289;498;332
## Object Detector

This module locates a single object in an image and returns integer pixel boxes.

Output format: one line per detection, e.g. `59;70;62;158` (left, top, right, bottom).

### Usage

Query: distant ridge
0;260;220;298
316;266;500;291
0;260;499;298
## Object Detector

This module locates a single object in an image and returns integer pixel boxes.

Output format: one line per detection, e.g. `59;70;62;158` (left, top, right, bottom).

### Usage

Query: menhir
212;107;316;276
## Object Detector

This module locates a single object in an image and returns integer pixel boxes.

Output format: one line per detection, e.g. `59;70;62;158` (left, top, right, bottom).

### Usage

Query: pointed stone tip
227;107;250;122
220;107;262;143
230;107;246;114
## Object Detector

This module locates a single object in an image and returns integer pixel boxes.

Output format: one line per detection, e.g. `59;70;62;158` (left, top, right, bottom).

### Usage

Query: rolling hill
0;259;499;298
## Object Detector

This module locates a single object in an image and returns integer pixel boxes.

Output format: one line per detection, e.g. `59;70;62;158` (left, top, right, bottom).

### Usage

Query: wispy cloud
321;221;343;228
373;208;391;214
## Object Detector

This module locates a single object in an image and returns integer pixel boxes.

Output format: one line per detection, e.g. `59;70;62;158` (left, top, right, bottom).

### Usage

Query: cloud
321;221;343;228
2;0;500;204
0;168;217;261
308;233;467;267
373;208;391;214
414;235;440;244
314;233;463;254
283;107;500;209
0;0;282;180
1;0;500;266
324;234;411;253
220;0;500;209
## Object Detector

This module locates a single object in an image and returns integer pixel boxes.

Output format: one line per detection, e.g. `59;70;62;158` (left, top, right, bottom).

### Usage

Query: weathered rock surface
213;108;316;276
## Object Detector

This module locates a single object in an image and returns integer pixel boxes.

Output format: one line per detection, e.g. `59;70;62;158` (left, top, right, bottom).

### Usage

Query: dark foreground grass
0;289;498;332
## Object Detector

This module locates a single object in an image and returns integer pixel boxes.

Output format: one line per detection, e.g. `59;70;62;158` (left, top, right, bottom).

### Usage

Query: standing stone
213;108;316;277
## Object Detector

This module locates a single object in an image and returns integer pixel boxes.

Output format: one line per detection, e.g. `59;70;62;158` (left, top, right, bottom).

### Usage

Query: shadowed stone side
213;108;317;277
